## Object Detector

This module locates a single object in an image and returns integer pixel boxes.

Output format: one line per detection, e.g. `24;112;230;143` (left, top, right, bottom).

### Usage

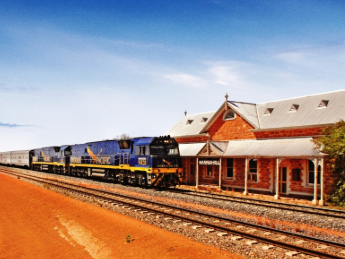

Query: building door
279;167;287;194
189;163;196;185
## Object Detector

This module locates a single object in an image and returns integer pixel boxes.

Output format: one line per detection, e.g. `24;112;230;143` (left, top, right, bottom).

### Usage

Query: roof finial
224;93;229;110
184;110;187;116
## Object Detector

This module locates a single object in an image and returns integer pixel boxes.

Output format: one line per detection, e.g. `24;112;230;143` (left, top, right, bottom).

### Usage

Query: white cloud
164;62;248;90
274;50;308;64
207;65;244;87
164;73;206;88
273;41;345;69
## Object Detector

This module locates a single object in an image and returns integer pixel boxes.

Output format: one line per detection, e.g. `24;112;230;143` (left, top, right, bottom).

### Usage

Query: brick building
165;90;345;205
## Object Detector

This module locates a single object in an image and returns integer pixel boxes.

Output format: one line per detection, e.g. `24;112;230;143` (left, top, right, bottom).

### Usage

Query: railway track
162;188;345;219
1;167;345;258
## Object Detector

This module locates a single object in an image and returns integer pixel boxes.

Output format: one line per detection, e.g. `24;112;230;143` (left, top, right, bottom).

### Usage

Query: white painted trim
222;185;272;192
287;191;314;197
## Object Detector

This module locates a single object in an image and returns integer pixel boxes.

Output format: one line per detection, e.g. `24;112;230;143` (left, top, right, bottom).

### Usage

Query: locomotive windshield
150;136;180;156
150;145;179;155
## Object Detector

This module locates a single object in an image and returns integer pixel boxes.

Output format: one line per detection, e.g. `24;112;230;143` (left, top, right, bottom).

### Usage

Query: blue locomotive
29;136;182;187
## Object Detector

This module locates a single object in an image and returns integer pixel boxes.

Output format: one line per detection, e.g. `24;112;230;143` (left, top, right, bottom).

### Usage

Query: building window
223;109;236;121
206;165;213;177
248;159;257;182
226;158;234;178
292;168;301;181
186;119;193;125
318;100;329;108
308;160;321;185
289;104;299;112
201;117;208;123
264;108;274;115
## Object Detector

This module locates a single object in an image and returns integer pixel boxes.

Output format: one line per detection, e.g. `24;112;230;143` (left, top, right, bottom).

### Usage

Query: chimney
184;110;187;116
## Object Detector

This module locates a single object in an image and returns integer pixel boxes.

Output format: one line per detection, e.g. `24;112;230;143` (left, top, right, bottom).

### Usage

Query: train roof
85;137;154;144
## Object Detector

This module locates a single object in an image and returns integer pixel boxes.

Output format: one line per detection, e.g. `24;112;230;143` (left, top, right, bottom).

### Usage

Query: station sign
198;159;220;165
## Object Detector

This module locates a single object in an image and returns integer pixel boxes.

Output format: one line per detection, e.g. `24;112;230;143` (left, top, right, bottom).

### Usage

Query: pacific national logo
86;147;102;164
157;159;178;168
40;151;51;162
163;159;172;166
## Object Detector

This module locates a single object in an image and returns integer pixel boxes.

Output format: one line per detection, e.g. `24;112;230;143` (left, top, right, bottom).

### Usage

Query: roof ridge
183;111;216;117
228;100;256;105
258;88;345;105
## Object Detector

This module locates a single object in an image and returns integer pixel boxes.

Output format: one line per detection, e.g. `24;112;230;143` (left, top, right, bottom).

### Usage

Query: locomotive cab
144;136;182;187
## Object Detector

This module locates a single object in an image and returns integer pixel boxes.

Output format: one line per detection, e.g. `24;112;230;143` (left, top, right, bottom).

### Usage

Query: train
0;136;183;187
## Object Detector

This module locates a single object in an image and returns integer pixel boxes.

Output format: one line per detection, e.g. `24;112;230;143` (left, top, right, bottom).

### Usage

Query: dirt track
0;173;243;259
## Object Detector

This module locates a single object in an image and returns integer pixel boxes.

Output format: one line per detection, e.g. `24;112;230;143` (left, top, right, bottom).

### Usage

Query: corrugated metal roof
179;143;205;156
10;149;32;154
211;141;229;154
165;111;216;137
165;89;345;137
228;101;259;128
223;138;323;158
257;89;345;129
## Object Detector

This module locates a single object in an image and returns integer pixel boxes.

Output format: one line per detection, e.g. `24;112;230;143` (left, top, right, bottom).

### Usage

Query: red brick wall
221;158;272;190
187;157;336;197
198;165;219;185
208;109;256;140
229;158;245;186
254;127;323;139
323;160;336;195
284;159;334;196
288;159;306;193
255;159;271;189
175;136;207;143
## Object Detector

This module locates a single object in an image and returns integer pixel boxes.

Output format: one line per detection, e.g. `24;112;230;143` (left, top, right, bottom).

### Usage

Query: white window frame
223;109;236;121
226;158;234;180
248;159;258;182
307;160;321;186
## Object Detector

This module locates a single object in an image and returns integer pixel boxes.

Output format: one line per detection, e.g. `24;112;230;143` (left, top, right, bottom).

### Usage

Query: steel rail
163;188;345;219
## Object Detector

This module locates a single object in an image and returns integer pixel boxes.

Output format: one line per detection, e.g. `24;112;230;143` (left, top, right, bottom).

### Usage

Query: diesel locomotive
0;136;183;187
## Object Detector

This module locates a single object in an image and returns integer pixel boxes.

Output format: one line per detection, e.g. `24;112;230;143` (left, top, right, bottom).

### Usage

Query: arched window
308;160;321;185
223;109;236;121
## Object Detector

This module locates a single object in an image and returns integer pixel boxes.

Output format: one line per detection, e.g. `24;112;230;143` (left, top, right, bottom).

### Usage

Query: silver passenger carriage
10;150;32;167
0;151;12;165
0;150;32;167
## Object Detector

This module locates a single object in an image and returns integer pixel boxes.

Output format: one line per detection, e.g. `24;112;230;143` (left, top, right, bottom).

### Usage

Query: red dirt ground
0;173;244;259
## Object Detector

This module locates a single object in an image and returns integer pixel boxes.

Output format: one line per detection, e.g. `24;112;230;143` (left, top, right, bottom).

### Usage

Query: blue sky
1;0;345;151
